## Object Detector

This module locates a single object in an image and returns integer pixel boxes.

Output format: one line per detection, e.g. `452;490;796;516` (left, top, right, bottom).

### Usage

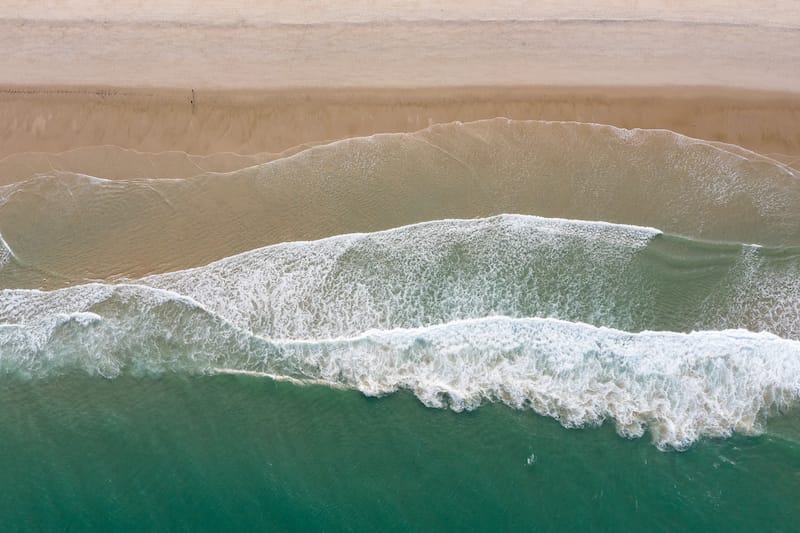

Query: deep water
2;374;799;531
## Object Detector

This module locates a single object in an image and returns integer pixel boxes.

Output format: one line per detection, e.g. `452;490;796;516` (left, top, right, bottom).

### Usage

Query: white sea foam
0;232;15;267
0;284;259;379
3;297;800;449
274;316;800;450
142;214;800;339
2;214;800;449
4;214;799;339
141;214;661;337
699;246;800;337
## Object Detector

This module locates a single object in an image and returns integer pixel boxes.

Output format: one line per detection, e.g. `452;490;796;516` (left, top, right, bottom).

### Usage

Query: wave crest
4;215;799;341
3;287;799;450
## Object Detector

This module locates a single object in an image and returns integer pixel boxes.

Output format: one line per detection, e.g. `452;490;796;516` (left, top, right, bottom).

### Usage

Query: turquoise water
2;375;799;531
2;120;800;529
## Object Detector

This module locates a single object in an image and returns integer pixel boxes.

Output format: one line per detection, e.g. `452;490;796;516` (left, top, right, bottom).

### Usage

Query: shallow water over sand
1;119;798;290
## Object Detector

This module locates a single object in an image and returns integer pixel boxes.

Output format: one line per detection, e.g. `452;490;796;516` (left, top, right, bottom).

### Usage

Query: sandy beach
1;85;799;167
1;1;798;165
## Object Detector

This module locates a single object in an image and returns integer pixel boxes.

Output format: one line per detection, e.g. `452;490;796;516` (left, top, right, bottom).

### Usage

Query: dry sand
4;0;797;26
3;19;798;92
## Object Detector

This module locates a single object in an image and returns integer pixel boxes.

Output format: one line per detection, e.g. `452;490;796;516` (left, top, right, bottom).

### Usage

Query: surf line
211;367;346;388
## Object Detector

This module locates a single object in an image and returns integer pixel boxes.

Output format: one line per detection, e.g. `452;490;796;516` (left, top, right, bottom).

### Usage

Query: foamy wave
1;212;799;450
0;284;266;379
2;292;799;450
280;317;800;450
142;214;662;337
145;215;800;339
0;232;19;268
3;215;799;339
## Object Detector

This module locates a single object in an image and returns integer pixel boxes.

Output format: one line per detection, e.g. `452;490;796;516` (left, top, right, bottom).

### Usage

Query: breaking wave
3;118;799;451
3;215;799;339
2;215;800;449
2;284;799;450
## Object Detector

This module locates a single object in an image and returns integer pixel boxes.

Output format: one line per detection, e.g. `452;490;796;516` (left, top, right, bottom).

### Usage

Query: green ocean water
2;374;800;531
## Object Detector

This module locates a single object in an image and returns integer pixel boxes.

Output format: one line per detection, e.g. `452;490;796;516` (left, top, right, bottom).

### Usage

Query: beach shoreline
1;85;799;162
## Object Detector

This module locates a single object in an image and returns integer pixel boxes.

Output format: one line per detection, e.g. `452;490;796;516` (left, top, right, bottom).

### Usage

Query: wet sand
1;85;799;166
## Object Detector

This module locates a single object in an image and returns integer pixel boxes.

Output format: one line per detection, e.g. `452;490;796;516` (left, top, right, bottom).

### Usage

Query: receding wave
2;215;799;339
0;144;319;185
1;119;798;289
2;284;799;450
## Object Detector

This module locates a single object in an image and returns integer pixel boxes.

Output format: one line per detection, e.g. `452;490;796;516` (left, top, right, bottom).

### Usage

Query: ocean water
2;120;800;530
